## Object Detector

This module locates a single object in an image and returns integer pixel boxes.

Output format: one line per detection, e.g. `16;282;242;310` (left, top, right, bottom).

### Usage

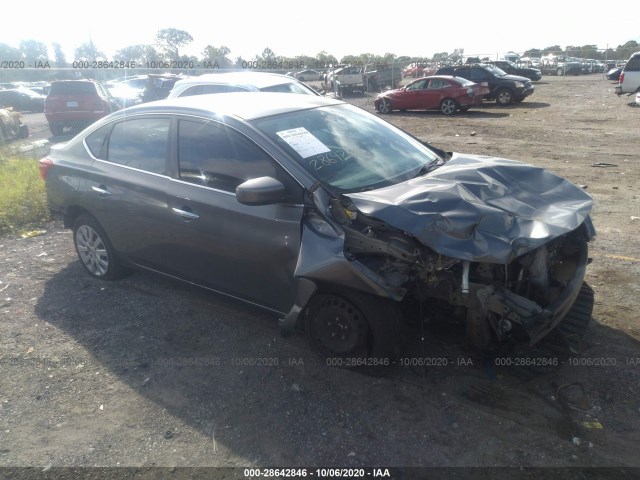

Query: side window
105;118;170;174
85;123;112;158
177;120;277;193
180;85;203;97
406;80;427;90
469;68;487;82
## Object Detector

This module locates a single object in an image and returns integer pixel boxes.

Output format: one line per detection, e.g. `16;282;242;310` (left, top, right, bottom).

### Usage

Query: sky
1;0;638;63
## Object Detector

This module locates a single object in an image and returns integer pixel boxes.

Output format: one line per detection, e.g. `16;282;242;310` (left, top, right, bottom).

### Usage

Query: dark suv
485;61;542;81
435;64;534;105
45;80;119;136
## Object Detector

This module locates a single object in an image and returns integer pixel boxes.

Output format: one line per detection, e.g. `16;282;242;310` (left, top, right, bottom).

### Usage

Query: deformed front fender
294;213;405;301
278;188;405;335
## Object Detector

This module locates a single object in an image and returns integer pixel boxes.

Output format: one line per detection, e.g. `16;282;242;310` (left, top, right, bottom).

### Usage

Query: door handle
172;207;199;220
91;185;111;196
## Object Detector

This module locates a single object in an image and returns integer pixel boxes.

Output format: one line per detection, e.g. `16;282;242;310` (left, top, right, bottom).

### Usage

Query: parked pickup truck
540;55;582;76
326;66;364;91
361;63;402;90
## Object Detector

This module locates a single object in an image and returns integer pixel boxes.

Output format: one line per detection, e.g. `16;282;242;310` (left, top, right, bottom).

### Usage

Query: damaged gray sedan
40;92;595;363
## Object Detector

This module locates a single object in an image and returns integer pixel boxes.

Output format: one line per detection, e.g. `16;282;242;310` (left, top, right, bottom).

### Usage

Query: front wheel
496;88;513;106
72;214;124;280
440;98;458;115
304;290;403;366
377;97;392;114
557;67;564;76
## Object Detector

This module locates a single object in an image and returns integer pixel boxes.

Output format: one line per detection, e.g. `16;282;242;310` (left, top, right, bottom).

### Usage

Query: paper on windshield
276;127;330;158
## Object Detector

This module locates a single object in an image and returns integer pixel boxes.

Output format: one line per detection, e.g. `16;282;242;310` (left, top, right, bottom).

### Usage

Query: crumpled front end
287;154;595;349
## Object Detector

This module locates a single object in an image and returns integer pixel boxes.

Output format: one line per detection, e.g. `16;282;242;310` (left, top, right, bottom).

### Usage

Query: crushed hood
347;154;593;264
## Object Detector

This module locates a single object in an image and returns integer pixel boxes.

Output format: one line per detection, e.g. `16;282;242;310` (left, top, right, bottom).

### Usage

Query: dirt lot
1;75;639;476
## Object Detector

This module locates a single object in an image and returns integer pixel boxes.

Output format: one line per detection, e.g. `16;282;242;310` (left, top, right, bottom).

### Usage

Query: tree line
0;28;638;82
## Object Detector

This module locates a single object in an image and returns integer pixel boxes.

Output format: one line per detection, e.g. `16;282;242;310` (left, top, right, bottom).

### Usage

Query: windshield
253;104;439;193
483;65;508;76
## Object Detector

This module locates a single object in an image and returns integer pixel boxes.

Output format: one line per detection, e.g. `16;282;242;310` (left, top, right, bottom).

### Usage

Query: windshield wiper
413;161;441;178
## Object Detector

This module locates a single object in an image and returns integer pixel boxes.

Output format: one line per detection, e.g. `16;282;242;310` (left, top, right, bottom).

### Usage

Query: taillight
39;157;53;180
619;72;625;84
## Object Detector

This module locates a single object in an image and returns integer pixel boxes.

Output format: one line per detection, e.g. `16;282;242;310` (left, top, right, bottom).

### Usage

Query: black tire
440;98;458;115
72;214;125;280
304;289;404;366
18;124;29;139
377;97;392;114
49;123;63;136
496;88;513;106
556;67;564;76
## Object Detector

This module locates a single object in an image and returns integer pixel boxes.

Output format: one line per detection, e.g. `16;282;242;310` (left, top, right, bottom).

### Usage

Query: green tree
257;47;276;62
155;28;193;61
114;44;162;65
315;51;338;69
541;45;562;55
524;48;542;58
202;45;233;69
616;40;639;60
52;42;67;68
74;40;106;62
19;39;49;64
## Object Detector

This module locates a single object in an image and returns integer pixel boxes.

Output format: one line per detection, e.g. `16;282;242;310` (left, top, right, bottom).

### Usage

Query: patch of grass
0;152;50;235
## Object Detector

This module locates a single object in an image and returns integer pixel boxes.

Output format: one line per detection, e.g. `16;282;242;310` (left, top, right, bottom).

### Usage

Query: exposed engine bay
334;196;592;348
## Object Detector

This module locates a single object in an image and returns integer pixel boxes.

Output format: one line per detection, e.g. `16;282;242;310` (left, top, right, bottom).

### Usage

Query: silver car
167;72;319;98
40;92;595;364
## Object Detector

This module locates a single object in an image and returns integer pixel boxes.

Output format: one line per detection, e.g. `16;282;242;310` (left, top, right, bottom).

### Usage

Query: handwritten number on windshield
308;149;353;171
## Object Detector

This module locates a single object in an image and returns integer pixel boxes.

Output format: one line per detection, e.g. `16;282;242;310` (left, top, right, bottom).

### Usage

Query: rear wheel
557;67;564;76
304;290;403;366
72;214;125;280
49;123;63;136
440;98;457;115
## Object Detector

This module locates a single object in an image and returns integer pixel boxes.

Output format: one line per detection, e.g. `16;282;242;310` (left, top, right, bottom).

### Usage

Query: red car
374;76;490;115
44;80;119;136
402;62;427;77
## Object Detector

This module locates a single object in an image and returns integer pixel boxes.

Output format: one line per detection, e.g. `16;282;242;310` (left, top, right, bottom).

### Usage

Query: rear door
423;78;452;107
81;116;175;265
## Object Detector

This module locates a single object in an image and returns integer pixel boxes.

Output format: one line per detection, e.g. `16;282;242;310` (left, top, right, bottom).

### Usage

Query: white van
615;52;640;95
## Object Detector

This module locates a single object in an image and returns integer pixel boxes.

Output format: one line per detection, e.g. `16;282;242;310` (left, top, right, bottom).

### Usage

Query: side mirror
236;176;286;206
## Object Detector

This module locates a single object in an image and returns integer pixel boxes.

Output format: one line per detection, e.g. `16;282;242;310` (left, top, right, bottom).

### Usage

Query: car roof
51;79;100;84
171;72;305;90
419;75;463;81
109;91;345;121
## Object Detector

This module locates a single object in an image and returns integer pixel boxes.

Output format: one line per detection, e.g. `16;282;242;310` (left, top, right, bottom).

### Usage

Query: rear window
260;82;312;94
49;82;98;95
